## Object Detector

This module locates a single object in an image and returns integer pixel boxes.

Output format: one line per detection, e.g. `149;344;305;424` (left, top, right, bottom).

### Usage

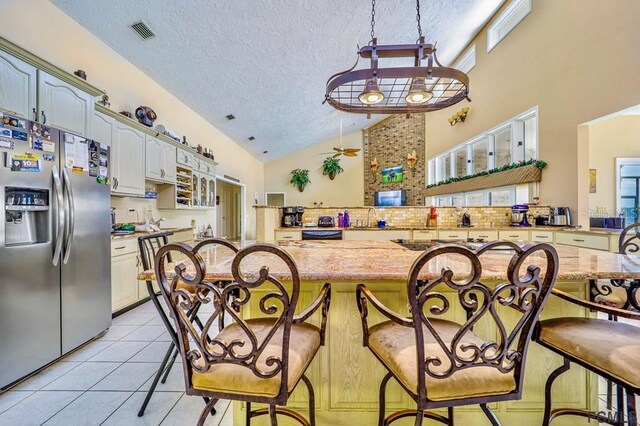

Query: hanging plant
322;157;344;180
290;168;311;192
426;159;548;189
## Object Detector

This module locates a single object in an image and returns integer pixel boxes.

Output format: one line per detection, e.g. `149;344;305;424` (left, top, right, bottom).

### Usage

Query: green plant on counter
426;159;548;189
322;157;344;180
290;168;311;192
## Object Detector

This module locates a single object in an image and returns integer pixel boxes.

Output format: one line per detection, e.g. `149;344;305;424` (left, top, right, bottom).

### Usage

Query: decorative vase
297;185;305;192
329;173;336;180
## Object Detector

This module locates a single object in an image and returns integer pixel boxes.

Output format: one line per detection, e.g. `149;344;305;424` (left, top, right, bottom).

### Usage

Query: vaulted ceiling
51;0;504;161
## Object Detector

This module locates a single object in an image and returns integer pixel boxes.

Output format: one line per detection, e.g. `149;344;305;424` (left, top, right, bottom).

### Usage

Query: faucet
366;207;375;228
152;216;166;228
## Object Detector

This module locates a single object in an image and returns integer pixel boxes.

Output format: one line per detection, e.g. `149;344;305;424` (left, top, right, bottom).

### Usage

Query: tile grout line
38;388;87;426
158;391;187;425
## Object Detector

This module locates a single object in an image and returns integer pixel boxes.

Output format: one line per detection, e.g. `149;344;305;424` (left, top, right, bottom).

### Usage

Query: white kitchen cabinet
498;230;529;241
38;72;93;137
111;247;139;313
412;230;438;240
111;122;145;196
145;135;176;183
274;230;302;241
555;232;610;251
177;148;195;167
437;230;469;240
530;230;554;243
344;230;412;240
0;51;37;119
468;230;499;241
91;111;115;147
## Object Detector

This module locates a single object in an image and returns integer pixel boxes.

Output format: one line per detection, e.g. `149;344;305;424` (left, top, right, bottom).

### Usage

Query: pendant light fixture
324;0;470;115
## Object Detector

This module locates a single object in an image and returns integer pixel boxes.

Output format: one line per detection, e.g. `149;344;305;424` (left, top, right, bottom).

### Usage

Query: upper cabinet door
145;135;162;181
92;111;115;147
0;52;37;119
112;123;145;196
38;72;93;137
161;143;177;183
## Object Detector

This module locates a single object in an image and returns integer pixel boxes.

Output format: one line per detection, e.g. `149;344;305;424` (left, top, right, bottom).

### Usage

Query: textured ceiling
51;0;505;161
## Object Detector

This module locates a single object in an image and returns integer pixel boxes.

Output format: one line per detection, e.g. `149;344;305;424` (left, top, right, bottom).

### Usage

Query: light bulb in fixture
405;77;432;104
359;79;384;105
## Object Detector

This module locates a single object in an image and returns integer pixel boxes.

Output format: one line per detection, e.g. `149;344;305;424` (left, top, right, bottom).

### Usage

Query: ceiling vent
131;21;156;40
248;136;255;141
225;114;236;121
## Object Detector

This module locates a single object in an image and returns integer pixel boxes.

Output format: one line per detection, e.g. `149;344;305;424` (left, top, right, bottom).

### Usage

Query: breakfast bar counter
138;240;640;426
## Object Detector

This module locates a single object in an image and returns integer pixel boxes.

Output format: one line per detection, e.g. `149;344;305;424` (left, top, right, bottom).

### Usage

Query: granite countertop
138;239;640;282
274;226;626;236
111;227;193;240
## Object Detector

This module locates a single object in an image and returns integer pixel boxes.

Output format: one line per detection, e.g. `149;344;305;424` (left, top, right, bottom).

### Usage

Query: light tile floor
0;301;232;426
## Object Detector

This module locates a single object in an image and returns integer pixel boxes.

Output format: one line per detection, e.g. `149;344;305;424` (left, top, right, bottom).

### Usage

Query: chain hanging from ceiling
323;0;470;115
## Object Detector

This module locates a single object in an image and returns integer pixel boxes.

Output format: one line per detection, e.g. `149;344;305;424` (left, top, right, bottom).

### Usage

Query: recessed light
263;151;268;154
248;136;255;141
225;114;236;120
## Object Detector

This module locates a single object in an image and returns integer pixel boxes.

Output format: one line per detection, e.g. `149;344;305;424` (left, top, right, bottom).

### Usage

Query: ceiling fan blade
333;147;343;152
344;148;361;153
332;153;342;158
344;152;358;157
318;152;335;155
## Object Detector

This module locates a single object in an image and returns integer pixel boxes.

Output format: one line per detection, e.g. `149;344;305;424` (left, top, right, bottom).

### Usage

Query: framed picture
381;165;404;183
589;169;597;193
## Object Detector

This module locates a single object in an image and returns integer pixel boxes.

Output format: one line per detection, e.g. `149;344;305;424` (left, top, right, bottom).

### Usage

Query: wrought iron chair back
138;232;174;271
154;241;301;400
619;222;640;254
406;241;559;405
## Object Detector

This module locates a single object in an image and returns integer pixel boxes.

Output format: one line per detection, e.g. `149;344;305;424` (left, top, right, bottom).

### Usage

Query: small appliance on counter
460;211;472;227
534;214;550;226
317;215;335;227
550;207;571;226
511;204;532;227
281;206;304;227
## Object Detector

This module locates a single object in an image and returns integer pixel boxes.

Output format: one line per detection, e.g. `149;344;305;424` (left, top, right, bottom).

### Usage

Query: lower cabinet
111;249;140;313
555;232;610;251
275;230;302;241
344;230;412;240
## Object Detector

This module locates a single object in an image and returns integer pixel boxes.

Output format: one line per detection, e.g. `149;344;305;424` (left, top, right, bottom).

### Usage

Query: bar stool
356;241;559;426
535;287;640;425
137;234;237;417
154;241;331;426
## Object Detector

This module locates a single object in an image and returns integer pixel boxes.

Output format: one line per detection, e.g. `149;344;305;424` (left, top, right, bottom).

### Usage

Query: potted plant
290;168;311;192
322;157;344;180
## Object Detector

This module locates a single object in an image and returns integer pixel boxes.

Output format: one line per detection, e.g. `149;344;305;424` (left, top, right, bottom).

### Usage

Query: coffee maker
281;206;304;227
550;207;571;226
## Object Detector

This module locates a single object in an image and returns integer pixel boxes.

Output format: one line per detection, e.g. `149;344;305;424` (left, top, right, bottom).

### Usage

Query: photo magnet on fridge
43;154;56;162
0;139;14;150
31;137;44;151
1;113;26;129
11;130;28;141
89;167;98;177
0;128;11;138
43;140;55;152
31;122;51;139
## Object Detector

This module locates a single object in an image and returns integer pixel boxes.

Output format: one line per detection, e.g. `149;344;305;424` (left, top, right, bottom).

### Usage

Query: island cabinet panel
555;232;610;251
412;230;438;240
437;230;468;240
233;280;594;426
530;230;554;243
343;230;412;240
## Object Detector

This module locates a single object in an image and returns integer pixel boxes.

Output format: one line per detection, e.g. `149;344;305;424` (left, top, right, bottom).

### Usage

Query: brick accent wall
363;114;426;206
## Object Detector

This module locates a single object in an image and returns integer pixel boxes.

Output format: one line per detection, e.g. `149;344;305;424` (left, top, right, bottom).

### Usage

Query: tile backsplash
297;206;551;228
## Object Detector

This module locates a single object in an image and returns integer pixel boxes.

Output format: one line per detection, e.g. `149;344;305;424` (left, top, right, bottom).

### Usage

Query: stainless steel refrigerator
0;117;111;389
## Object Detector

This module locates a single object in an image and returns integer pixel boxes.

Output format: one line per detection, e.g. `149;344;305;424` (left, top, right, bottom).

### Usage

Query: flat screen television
374;190;407;207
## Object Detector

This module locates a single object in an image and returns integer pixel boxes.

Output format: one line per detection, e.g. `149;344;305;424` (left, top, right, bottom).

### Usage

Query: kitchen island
139;240;640;425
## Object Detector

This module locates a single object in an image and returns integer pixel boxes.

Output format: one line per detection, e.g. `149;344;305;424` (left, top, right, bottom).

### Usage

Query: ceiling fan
319;116;361;158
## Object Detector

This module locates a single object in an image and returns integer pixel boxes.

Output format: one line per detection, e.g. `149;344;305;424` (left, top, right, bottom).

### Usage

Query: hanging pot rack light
324;0;470;115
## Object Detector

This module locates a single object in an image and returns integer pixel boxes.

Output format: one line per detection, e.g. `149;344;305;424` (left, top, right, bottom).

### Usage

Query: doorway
216;178;244;240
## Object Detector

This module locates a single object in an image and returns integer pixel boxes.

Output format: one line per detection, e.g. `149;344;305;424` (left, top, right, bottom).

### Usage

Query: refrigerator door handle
52;165;64;266
62;167;75;265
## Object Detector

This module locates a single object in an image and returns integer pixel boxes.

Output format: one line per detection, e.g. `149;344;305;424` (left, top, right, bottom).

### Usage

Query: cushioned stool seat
368;319;516;401
537;317;640;389
192;318;321;398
